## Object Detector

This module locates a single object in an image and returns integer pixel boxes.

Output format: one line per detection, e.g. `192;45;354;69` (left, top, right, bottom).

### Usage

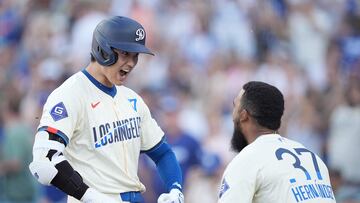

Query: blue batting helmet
91;16;154;66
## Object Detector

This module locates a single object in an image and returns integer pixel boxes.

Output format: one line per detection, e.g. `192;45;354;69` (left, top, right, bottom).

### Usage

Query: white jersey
38;70;164;194
218;134;336;203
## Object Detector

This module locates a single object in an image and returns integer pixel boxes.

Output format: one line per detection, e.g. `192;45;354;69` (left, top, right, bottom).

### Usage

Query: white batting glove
157;188;184;203
81;188;122;203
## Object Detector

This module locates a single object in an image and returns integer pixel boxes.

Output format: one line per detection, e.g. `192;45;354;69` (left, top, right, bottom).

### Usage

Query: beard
231;123;249;153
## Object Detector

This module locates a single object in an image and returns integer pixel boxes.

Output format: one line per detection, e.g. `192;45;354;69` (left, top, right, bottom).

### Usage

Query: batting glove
157;188;184;203
81;188;122;203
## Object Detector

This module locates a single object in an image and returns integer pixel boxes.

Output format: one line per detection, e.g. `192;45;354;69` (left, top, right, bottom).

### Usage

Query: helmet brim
110;42;154;56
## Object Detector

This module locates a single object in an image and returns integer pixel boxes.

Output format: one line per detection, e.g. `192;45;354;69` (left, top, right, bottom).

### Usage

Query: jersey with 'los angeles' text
38;70;164;194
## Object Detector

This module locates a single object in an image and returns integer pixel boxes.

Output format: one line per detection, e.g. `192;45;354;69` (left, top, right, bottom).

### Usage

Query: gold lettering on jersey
92;116;141;148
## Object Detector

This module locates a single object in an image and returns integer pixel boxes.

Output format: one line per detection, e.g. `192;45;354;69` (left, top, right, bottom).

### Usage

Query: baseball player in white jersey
218;81;336;203
29;16;184;203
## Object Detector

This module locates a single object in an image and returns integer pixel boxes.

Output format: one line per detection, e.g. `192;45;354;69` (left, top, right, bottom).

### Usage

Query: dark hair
241;81;284;130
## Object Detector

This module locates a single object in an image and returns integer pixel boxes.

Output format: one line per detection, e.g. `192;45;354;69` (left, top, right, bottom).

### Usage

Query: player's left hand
157;188;184;203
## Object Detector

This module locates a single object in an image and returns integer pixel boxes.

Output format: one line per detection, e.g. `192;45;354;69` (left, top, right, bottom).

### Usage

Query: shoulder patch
219;178;230;199
50;102;68;121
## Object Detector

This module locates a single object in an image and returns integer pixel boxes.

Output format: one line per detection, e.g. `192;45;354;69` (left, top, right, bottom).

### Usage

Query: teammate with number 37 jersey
218;81;335;203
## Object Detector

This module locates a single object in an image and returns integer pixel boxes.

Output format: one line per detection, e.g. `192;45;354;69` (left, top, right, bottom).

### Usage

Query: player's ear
239;109;248;123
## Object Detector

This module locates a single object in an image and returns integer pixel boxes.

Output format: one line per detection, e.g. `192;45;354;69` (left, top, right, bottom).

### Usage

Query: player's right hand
81;188;122;203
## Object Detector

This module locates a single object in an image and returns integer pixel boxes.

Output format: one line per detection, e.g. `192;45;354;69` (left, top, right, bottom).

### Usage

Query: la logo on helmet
135;28;145;41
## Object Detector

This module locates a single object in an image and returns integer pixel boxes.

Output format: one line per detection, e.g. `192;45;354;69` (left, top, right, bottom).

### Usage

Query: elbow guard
29;131;65;185
29;130;88;200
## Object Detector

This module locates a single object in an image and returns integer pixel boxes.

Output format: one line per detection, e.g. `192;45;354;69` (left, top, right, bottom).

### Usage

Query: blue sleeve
144;138;183;192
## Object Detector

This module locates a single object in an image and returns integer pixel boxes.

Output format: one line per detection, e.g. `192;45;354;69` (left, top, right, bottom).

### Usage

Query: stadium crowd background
0;0;360;202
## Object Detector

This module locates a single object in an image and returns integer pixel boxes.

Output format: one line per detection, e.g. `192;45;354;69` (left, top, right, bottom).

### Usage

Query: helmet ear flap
91;31;118;66
99;47;109;60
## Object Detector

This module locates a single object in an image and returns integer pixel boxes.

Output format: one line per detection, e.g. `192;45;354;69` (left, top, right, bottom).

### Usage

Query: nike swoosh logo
91;101;100;108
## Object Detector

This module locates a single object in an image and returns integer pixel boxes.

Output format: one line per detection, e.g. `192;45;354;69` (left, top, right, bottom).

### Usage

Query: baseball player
218;81;336;203
29;16;184;203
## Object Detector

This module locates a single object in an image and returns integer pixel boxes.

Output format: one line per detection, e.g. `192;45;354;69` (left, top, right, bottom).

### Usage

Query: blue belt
120;191;143;203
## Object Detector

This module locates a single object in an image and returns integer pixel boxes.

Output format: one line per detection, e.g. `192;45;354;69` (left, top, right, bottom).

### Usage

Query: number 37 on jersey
275;146;335;202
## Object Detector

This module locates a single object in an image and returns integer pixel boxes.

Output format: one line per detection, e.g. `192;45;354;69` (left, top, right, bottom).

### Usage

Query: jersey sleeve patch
50;102;68;122
219;178;230;198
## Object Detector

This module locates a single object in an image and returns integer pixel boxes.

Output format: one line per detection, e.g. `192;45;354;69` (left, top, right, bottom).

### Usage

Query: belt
120;191;143;203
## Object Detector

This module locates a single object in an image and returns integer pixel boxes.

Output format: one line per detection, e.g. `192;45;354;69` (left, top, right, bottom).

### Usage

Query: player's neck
254;127;278;138
247;125;277;143
86;63;113;87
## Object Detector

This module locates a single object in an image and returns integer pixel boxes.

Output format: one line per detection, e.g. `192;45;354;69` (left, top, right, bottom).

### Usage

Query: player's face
102;50;139;86
231;89;249;152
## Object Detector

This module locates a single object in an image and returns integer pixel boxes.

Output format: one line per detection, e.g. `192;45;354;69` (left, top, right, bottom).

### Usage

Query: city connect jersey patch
50;102;68;121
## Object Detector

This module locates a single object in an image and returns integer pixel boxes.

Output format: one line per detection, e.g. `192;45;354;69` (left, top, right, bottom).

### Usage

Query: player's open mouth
119;69;129;76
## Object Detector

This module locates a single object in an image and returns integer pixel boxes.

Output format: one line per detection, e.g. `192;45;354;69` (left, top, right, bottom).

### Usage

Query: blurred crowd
0;0;360;202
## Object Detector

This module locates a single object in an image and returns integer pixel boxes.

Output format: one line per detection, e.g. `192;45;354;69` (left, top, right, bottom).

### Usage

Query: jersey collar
81;69;117;98
255;133;282;142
